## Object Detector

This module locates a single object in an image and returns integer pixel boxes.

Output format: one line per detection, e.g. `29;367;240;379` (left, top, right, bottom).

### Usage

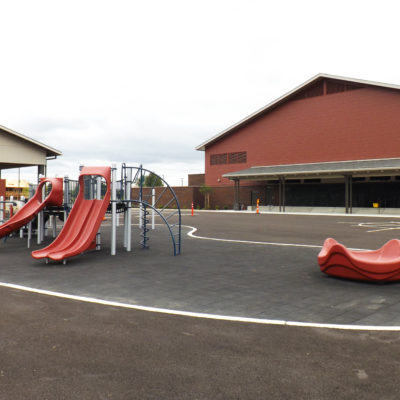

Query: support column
111;164;117;256
233;179;240;210
37;165;46;182
349;175;353;214
344;175;353;214
125;167;132;252
63;176;70;220
278;177;286;212
278;179;282;212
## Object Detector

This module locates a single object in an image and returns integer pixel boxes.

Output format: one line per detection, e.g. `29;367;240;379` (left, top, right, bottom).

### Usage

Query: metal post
139;165;143;228
27;221;32;248
96;176;102;249
126;167;132;251
63;176;69;222
20;196;27;239
111;164;117;256
233;179;240;210
152;188;155;230
37;184;45;243
343;175;353;214
19;197;25;237
37;211;42;244
278;179;282;212
349;175;353;214
0;196;4;225
20;195;26;235
52;215;57;238
123;170;128;249
96;176;101;200
96;232;101;250
282;177;286;213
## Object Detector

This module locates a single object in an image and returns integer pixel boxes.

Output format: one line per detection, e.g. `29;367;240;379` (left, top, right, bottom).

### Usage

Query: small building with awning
223;158;400;213
0;124;61;176
196;74;400;213
0;124;62;198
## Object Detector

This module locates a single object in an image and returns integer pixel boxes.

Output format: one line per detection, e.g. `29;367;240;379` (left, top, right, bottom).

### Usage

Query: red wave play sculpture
318;238;400;282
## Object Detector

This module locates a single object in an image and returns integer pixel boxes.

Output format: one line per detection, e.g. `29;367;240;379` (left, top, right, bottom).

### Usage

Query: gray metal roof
223;158;400;180
196;73;400;151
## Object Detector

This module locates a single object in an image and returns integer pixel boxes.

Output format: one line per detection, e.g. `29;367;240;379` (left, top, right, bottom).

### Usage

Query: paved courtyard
2;212;400;326
1;211;400;399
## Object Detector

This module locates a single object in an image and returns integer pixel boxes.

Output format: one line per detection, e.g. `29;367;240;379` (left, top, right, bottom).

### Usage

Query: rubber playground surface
1;211;400;399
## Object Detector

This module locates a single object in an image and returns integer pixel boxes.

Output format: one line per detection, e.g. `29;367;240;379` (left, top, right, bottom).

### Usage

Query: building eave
0;124;62;158
222;158;400;181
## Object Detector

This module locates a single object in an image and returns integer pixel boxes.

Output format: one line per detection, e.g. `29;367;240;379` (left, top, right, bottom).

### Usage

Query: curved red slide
32;166;111;262
0;177;63;239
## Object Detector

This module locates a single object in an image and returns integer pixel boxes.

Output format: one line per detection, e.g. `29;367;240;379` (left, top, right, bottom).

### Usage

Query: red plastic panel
32;166;111;262
318;238;400;282
0;177;63;239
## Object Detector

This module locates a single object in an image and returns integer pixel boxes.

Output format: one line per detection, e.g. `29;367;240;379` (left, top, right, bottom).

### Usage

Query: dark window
210;151;247;165
228;151;247;164
210;153;227;165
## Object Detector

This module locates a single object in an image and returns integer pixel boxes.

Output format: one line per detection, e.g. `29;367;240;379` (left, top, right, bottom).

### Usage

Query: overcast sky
1;0;400;185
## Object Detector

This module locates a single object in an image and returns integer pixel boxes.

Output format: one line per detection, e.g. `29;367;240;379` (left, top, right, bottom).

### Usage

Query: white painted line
185;225;368;250
337;221;400;233
0;281;399;331
191;209;400;218
185;225;323;249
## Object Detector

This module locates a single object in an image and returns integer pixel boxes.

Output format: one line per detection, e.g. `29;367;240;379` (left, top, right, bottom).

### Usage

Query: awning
223;158;400;180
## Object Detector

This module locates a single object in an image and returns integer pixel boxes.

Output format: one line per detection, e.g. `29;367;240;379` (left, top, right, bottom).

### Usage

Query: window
210;153;227;165
210;151;247;165
228;151;247;164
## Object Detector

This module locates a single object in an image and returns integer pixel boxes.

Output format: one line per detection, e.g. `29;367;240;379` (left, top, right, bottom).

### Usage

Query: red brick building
196;74;400;212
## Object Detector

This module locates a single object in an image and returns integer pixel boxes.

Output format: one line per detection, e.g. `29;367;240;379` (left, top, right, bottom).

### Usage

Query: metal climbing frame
110;164;181;256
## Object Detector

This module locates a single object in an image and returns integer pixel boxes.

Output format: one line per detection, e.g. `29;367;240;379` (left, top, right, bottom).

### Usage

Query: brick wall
188;173;205;186
131;186;203;209
204;87;400;186
0;179;5;198
131;183;265;210
205;185;266;209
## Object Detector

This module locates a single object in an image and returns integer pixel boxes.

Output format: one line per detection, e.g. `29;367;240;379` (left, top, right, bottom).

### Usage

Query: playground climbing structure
110;164;181;256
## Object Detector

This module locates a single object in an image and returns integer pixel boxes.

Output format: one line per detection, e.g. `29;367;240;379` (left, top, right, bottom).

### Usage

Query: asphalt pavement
1;211;400;399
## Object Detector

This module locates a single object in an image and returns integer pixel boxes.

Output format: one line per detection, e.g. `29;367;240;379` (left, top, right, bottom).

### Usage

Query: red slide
32;166;111;262
0;177;63;239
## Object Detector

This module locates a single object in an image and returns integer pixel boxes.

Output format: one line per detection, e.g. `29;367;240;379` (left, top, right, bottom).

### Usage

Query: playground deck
1;211;400;399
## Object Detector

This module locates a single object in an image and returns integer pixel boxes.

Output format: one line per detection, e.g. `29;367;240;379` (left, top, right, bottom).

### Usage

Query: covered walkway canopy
223;158;400;212
0;124;62;180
